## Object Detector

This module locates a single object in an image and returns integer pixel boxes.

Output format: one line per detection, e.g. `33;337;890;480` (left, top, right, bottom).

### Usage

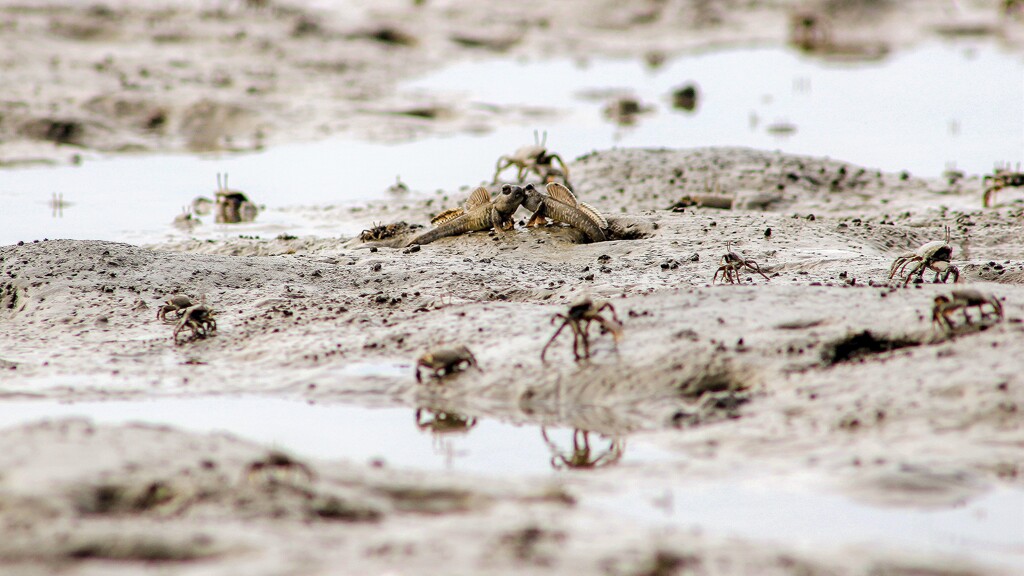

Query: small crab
713;246;771;284
157;294;195;324
889;226;959;286
415;345;479;383
982;166;1024;207
492;130;570;186
245;450;316;485
415;408;478;434
172;304;217;342
540;428;625;470
359;221;419;242
932;289;1004;334
541;295;623;362
214;173;259;224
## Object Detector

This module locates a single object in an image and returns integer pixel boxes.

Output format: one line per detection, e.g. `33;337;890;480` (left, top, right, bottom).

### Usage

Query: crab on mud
172;304;217;343
492;130;570;186
245;450;316;485
541;295;623;362
540;428;625;470
359;221;418;242
932;289;1004;334
415;408;478;434
713;246;771;285
157;294;196;324
982;166;1024;207
889;226;959;287
214;173;259;224
415;345;479;383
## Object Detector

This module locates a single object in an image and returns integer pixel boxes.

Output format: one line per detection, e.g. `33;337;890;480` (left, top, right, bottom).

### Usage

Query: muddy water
0;397;1020;569
2;40;1019;247
0;397;669;475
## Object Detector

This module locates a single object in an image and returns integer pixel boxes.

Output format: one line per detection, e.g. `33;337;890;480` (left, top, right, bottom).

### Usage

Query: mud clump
821;330;921;366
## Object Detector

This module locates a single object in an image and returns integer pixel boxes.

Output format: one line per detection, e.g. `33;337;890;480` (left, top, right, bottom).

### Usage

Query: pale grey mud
2;0;1024;575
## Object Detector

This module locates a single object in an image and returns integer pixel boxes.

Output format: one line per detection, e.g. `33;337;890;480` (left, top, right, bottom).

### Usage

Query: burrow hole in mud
821;330;923;366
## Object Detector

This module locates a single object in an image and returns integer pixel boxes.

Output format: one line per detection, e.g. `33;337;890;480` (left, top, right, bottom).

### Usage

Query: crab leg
541;315;571;361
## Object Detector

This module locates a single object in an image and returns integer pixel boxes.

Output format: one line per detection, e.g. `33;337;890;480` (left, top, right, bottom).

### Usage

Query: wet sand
2;1;1023;574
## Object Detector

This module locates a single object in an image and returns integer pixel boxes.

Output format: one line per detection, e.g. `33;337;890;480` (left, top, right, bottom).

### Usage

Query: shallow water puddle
0;397;666;476
0;396;1019;569
599;478;1024;570
1;40;1019;247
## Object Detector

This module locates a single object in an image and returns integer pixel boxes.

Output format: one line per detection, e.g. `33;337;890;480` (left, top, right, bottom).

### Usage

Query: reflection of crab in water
493;130;570;187
932;289;1004;334
415;408;478;434
359;221;420;242
541;295;623;362
540;428;625;470
245;450;316;485
982;165;1024;207
888;226;959;287
415;345;479;383
713;245;771;285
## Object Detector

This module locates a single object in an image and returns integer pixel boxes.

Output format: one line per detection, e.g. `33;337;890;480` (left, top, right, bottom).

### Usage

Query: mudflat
1;1;1023;575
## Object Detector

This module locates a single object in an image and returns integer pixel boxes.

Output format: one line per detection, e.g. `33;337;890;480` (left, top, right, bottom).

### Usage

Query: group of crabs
157;134;1012;379
413;139;1012;384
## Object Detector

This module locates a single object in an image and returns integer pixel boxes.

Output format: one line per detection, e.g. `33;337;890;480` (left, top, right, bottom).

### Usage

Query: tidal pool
1;40;1019;247
0;396;1020;570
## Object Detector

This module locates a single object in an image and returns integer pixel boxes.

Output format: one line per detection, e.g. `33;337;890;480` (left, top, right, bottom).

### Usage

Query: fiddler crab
192;173;259;224
172;303;217;343
713;245;771;284
541;295;623;362
157;294;196;323
932;289;1004;334
492;130;570;187
415;345;479;383
540;428;625;470
888;226;959;287
245;450;316;485
982;165;1024;207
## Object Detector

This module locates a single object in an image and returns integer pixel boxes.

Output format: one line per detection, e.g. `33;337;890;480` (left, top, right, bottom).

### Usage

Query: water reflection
541;428;625;470
414;407;478;435
414;407;479;470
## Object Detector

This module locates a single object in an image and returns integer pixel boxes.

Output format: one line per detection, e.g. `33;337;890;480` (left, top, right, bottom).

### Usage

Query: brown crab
415;345;479;383
540;428;625;470
932;289;1004;333
157;294;196;324
172;304;217;342
359;221;419;242
889;226;959;286
982;166;1024;207
541;295;623;362
492;130;570;186
213;173;259;224
713;246;771;284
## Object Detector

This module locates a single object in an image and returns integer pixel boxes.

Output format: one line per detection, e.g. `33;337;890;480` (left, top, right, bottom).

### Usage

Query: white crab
889;226;959;287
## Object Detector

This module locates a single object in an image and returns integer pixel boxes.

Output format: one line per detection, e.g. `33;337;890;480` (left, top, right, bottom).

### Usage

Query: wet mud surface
4;147;1024;574
2;0;1024;574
